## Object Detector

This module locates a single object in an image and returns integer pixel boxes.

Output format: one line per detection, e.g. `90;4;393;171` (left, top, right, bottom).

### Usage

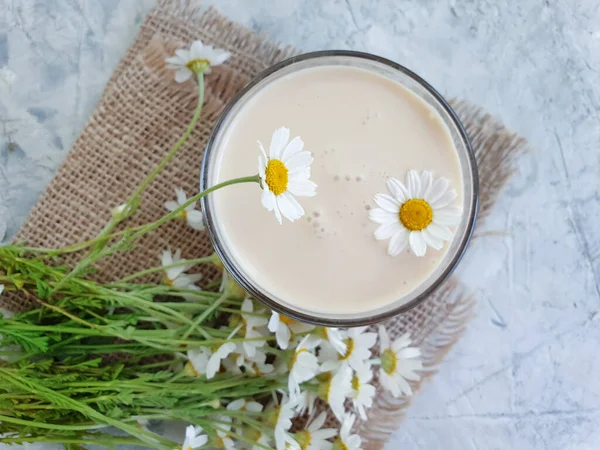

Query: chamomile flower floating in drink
165;39;231;81
164;188;205;231
258;127;317;224
377;325;423;397
181;425;208;450
369;169;461;257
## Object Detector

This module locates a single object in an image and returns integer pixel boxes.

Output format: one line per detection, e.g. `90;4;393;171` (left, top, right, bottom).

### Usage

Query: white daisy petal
261;189;276;212
164;55;185;66
161;249;173;267
420;171;433;199
430;189;458;209
269;127;290;160
406;169;421;197
175;49;190;61
396;347;422;359
190;40;205;58
378;325;390;352
164;201;178;212
273;204;283;225
175;68;192;83
257;139;268;159
277;192;304;222
433;207;462;226
426;222;453;241
211;50;232;65
387;230;408;256
409;231;427;257
421;228;444;250
368;208;397;225
374;221;402;240
425;177;450;203
206;342;236;379
258;156;267;179
176;188;187;205
288;166;311;179
387;177;409;203
281;136;304;161
284;151;313;171
287;179;317;197
374;193;401;213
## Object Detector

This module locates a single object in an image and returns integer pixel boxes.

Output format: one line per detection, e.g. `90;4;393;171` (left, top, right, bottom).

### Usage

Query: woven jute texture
6;1;527;447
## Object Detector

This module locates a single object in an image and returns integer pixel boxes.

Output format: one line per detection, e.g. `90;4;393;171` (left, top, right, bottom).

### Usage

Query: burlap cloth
5;1;527;448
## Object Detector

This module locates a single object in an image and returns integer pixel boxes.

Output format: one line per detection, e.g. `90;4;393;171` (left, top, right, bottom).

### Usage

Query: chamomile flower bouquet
0;41;423;450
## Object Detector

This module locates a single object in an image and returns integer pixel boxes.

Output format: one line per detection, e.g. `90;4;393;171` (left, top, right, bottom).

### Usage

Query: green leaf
35;279;50;300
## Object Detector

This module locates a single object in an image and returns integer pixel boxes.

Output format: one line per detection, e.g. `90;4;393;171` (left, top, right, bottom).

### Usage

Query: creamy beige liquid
211;66;463;315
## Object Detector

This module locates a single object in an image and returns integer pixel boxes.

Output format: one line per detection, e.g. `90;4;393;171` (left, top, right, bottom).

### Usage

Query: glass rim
200;50;479;327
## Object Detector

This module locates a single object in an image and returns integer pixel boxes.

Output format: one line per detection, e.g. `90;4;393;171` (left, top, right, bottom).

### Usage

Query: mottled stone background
0;0;599;449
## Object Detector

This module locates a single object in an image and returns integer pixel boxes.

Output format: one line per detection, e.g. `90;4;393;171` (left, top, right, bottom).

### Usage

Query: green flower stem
0;369;174;449
51;72;206;295
126;174;261;243
46;171;259;297
0;436;151;447
130;73;205;209
118;254;217;283
0;414;107;431
181;291;229;340
219;307;269;318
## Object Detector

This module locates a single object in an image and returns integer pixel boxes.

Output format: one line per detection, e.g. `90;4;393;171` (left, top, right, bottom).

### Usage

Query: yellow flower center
183;361;199;377
317;372;334;401
381;348;398;375
333;439;349;450
162;274;174;286
250;362;263;377
247;429;262;441
340;338;354;361
186;58;211;74
176;209;188;221
279;314;296;325
291;348;307;368
265;159;289;196
399;199;433;231
295;430;312;449
352;374;360;392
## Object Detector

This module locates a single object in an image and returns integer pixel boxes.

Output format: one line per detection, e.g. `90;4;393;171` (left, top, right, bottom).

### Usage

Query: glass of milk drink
200;51;478;326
